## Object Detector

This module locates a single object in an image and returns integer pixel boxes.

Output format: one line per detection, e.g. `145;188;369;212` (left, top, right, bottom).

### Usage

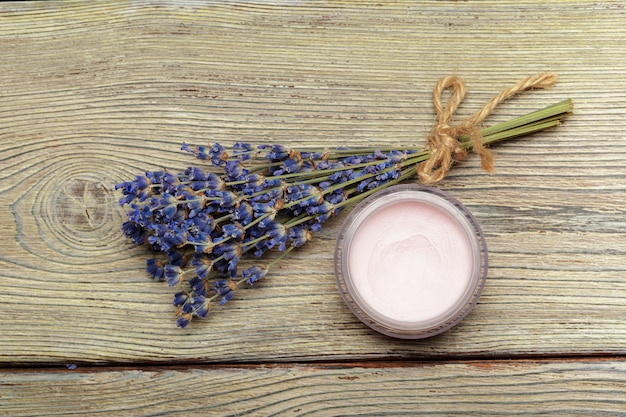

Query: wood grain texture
2;359;626;416
1;0;626;364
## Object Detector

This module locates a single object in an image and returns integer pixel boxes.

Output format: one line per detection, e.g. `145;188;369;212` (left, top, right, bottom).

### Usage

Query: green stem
475;98;572;139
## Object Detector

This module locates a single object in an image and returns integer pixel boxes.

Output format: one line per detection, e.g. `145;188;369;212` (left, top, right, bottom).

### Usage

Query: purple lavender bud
205;173;225;190
282;157;302;173
225;160;248;181
253;239;270;257
375;161;389;172
243;265;268;285
185;166;207;181
233;201;253;225
123;175;148;193
258;216;276;229
178;191;203;218
213;279;236;305
183;167;210;191
189;212;215;234
181;142;209;160
167;249;185;266
265;144;290;161
373;150;386;159
220;291;234;305
341;155;360;165
189;276;207;296
146;258;165;280
250;187;284;203
367;180;381;190
306;201;334;216
164;265;184;286
173;291;189;307
222;222;245;240
192;296;210;318
325;190;345;205
365;165;378;175
387;150;408;163
164;226;187;248
252;201;275;218
188;232;213;254
315;161;331;170
265;222;288;250
242;173;265;194
115;175;151;204
209;143;228;166
181;301;194;314
301;151;327;161
146;171;166;186
121;221;146;245
158;193;178;219
160;172;178;192
288;226;311;248
318;181;333;190
191;255;213;279
118;194;135;205
357;178;373;192
126;204;146;225
348;170;365;181
233;142;254;161
328;171;347;183
376;169;401;181
216;191;238;209
214;243;241;262
176;314;192;329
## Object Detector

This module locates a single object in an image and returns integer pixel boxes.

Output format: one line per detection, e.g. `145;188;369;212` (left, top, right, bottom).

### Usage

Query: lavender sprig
116;99;572;328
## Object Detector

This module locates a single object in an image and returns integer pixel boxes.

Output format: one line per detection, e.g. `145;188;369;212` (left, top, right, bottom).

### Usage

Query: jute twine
417;73;557;184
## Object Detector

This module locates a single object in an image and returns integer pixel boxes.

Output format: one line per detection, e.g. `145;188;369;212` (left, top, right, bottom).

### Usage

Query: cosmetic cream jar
334;184;488;339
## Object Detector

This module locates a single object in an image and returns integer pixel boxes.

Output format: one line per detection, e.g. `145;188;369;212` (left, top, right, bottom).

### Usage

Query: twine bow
417;73;558;184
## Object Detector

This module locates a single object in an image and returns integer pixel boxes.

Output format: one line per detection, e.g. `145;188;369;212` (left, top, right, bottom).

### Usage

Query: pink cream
347;200;473;325
334;185;488;339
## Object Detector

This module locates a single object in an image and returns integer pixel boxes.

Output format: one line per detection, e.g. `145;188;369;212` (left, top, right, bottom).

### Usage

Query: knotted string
417;73;558;184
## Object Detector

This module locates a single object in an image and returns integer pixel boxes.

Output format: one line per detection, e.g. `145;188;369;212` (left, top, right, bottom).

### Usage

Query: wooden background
2;0;626;415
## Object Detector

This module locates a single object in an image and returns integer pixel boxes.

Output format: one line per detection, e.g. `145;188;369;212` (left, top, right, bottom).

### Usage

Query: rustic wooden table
2;1;626;415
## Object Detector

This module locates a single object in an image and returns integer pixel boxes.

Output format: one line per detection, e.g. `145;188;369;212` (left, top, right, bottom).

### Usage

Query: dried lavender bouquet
116;75;572;327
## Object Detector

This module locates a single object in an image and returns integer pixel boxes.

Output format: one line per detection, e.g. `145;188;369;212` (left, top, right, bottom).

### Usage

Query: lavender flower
164;265;184;286
213;279;237;305
117;142;419;327
146;258;166;280
242;265;268;285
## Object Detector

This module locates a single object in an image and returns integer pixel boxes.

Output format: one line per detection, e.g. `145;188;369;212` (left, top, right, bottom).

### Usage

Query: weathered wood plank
2;359;626;416
2;0;626;364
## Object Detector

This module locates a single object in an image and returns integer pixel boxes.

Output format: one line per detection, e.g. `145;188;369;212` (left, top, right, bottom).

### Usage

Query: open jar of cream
334;184;488;339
